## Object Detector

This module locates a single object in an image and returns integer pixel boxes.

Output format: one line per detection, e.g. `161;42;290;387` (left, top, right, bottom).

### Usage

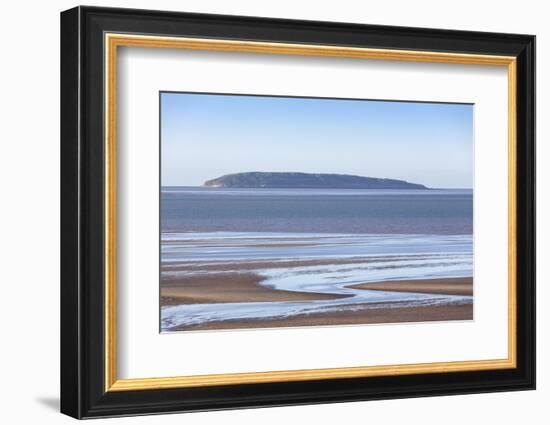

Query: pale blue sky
161;92;473;188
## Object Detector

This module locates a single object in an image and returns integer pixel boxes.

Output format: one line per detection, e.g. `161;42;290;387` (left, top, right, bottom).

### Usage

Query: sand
160;254;439;273
161;274;472;305
161;272;473;331
170;303;473;331
350;277;473;296
161;273;349;305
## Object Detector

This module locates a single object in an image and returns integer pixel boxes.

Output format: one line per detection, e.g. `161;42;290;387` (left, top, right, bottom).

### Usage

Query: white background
118;48;509;379
0;0;546;424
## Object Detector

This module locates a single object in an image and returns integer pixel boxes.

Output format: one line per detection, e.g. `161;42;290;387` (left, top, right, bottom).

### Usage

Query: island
203;172;428;189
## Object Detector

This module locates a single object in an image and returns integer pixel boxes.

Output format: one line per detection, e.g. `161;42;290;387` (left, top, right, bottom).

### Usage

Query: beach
350;277;473;296
162;275;472;305
168;303;473;331
160;246;473;331
160;188;473;332
161;272;350;305
161;273;473;330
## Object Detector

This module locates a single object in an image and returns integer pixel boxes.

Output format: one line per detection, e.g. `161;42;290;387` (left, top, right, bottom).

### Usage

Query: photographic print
160;92;474;332
61;9;535;417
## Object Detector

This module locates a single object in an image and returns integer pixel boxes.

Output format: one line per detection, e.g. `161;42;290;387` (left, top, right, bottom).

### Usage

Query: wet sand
350;277;473;296
170;303;473;331
161;273;472;305
161;254;434;274
161;272;473;331
161;273;349;305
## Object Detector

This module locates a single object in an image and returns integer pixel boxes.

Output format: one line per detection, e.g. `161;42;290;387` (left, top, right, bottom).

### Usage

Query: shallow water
161;232;472;262
160;188;473;331
161;232;472;331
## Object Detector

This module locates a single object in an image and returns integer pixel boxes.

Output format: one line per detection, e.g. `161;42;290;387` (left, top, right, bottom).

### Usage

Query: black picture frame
61;5;535;419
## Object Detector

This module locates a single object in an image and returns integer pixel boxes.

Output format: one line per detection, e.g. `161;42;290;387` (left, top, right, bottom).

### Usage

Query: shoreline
168;302;473;332
160;251;473;330
350;277;473;296
161;274;473;306
161;273;473;331
161;254;445;274
161;273;350;305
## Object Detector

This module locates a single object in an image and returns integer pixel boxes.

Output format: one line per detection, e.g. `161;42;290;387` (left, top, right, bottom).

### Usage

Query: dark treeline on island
202;172;428;189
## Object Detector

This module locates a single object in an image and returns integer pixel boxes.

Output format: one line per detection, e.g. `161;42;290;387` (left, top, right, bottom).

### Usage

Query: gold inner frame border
104;33;517;392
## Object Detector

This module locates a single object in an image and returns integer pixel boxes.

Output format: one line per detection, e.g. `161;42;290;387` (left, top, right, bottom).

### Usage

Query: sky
160;92;473;188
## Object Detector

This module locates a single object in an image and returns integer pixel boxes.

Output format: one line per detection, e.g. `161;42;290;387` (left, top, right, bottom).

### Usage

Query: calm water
160;188;473;331
161;187;473;235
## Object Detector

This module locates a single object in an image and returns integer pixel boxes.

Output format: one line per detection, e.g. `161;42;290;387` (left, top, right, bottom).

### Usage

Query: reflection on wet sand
161;232;473;331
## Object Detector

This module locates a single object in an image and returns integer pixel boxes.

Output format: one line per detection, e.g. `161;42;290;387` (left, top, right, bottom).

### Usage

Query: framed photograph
60;6;535;419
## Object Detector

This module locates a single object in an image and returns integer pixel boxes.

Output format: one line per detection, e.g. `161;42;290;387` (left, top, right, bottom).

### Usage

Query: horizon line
160;185;473;190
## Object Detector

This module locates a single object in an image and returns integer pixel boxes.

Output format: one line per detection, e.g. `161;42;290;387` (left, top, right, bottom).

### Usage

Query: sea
160;187;473;331
161;187;472;235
